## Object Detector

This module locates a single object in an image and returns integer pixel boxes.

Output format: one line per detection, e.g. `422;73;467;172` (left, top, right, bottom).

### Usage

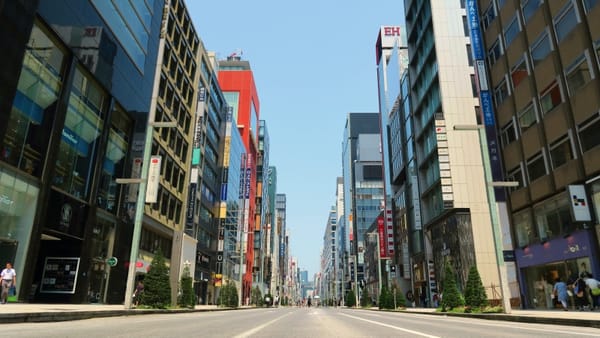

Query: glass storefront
522;257;591;309
1;24;66;177
52;67;106;199
0;169;39;293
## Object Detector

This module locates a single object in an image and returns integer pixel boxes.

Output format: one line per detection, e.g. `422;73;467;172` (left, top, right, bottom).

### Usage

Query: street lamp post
121;1;173;309
453;125;513;314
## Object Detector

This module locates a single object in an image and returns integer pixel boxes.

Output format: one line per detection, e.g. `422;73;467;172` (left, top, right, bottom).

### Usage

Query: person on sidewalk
553;277;569;311
133;280;144;307
1;262;16;304
583;275;600;310
572;274;590;311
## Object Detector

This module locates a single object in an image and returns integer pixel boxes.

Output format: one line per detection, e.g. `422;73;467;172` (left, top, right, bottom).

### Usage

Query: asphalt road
3;307;600;337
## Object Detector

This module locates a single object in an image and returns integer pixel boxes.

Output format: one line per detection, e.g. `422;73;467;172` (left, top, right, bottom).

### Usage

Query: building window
565;54;593;95
52;67;106;199
539;81;562;114
504;15;521;47
466;44;473;66
522;0;542;23
482;3;497;31
527;152;547;182
578;115;600;152
583;0;599;13
511;56;529;88
462;16;469;37
549;136;573;169
518;103;537;132
2;24;65;177
554;1;579;42
595;40;600;68
514;209;535;247
534;195;572;241
488;38;503;66
506;164;525;191
494;78;510;105
500;120;517;147
530;31;552;66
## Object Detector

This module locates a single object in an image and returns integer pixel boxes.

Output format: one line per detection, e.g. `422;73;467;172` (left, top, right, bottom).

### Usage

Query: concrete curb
0;307;236;324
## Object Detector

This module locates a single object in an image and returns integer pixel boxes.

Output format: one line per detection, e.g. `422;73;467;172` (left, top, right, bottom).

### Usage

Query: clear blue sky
188;1;404;278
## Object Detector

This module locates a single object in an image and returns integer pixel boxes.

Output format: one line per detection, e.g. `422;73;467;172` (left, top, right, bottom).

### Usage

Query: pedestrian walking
583;275;600;310
1;262;16;304
133;280;144;306
553;277;569;311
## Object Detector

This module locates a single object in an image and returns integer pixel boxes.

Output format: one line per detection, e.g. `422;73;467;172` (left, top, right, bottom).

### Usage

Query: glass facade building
0;0;163;303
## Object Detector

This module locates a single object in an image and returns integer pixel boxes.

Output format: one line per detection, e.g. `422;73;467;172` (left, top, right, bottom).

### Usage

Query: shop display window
52;67;106;200
1;24;65;176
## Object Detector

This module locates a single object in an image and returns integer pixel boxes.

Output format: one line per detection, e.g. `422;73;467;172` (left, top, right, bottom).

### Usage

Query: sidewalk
0;303;223;324
402;307;600;329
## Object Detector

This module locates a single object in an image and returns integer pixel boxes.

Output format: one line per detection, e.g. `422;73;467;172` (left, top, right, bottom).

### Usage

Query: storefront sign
145;156;161;203
515;231;592;268
40;257;80;294
568;185;591;221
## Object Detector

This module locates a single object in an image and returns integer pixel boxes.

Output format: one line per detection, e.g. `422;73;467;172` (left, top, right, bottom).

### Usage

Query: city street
2;307;600;338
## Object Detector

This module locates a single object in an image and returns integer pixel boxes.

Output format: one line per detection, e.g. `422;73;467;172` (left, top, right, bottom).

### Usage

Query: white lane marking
340;313;440;338
415;314;600;337
367;312;600;337
232;311;293;338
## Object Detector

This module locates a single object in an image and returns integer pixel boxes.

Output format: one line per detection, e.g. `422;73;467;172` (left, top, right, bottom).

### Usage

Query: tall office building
255;119;271;292
320;206;338;302
342;113;383;292
404;0;514;303
0;0;163;303
474;0;600;308
375;25;410;294
218;55;260;303
147;0;204;304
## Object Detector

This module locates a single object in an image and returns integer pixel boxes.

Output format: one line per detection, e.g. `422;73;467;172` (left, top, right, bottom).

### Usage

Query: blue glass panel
13;91;43;124
112;0;149;50
91;0;146;70
132;0;153;30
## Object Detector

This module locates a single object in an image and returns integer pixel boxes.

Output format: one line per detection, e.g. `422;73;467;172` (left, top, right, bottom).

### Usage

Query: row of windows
513;193;587;247
499;46;599;147
505;114;600;190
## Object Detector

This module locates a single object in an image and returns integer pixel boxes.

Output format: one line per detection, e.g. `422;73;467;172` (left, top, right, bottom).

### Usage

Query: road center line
232;311;293;338
339;313;440;338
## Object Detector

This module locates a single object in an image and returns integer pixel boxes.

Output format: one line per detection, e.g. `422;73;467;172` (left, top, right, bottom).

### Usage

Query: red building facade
218;58;260;303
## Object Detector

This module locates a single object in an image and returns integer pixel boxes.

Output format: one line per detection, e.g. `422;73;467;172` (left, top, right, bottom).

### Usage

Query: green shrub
178;266;194;308
346;290;356;307
378;286;395;310
251;286;263;306
464;266;488;309
140;249;171;309
360;288;370;308
441;261;464;311
217;281;239;308
390;284;406;308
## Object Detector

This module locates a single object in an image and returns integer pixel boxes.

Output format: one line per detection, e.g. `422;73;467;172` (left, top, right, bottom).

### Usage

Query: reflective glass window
565;54;592;95
504;15;520;47
549;136;573;169
539;81;562;114
522;0;542;23
1;24;65;177
554;2;579;42
518;103;537;132
511;57;529;88
530;31;552;66
91;0;154;71
97;105;132;213
526;152;547;182
53;67;106;199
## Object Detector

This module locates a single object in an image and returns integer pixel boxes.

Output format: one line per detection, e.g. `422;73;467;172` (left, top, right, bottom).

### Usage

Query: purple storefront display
515;231;592;268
